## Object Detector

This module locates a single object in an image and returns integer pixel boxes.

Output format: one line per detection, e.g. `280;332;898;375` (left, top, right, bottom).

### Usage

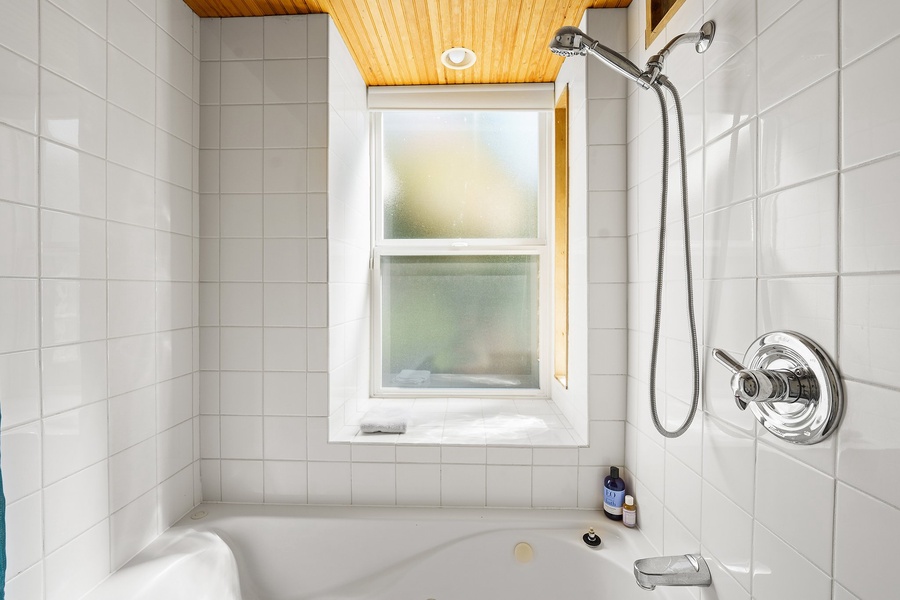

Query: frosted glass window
381;255;539;389
381;111;540;239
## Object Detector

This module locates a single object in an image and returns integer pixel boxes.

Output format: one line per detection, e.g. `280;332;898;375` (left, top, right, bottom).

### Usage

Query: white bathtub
85;503;678;600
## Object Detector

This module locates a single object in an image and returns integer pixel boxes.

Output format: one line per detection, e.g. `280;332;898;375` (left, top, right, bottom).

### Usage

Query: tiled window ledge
332;398;586;447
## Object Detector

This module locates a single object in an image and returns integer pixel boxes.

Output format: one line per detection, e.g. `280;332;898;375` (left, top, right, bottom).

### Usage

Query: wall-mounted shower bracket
713;331;844;445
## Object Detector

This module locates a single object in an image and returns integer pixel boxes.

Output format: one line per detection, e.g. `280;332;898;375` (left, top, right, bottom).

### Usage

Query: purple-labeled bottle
603;466;626;521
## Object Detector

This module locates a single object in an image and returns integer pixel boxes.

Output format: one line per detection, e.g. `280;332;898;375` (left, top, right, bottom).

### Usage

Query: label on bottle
623;508;636;527
603;488;625;515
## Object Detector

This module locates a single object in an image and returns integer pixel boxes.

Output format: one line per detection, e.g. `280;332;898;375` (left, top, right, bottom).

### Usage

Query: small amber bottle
623;495;636;528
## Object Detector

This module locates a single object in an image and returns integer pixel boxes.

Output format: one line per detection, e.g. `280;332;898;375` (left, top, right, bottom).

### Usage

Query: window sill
332;397;585;447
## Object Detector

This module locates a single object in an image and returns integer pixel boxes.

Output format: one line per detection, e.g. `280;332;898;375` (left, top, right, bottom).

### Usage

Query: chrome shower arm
644;20;716;84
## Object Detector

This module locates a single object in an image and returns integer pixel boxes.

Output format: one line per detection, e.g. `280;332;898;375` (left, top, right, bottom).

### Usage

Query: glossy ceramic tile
759;74;838;193
221;17;263;61
0;201;37;277
262;15;307;59
700;481;752;591
6;493;44;585
263;461;307;504
396;463;440;506
840;274;900;389
220;61;263;105
841;0;900;66
0;46;38;133
263;104;308;149
758;277;837;357
702;0;756;75
220;194;262;237
663;453;702;536
107;221;155;280
834;484;900;600
439;464;485;507
704;200;755;280
156;80;193;143
0;278;39;354
40;69;106;158
757;0;802;33
757;0;837;111
109;489;158;570
755;443;834;573
0;0;39;61
838;381;900;509
108;386;156;455
702;418;756;513
307;460;350;504
108;281;155;338
109;438;156;513
156;0;194;53
752;522;831;600
41;340;107;416
758;175;838;276
704;120;756;210
107;334;156;397
40;280;106;347
44;520;110;600
0;123;38;206
42;401;108;486
156;420;193;481
842;156;900;273
220;105;263;149
40;210;106;279
154;328;192;383
1;422;41;503
350;462;396;505
262;416;307;460
40;1;106;98
842;37;900;168
43;460;108;553
0;350;41;429
108;0;155;71
40;140;106;218
156;28;192;97
219;327;263;370
155;130;192;189
219;149;263;193
704;41;756;143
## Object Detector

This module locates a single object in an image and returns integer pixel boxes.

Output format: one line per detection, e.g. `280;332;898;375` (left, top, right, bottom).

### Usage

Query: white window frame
369;84;555;398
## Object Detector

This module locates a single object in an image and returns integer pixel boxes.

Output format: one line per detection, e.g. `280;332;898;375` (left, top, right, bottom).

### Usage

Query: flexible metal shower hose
647;78;700;438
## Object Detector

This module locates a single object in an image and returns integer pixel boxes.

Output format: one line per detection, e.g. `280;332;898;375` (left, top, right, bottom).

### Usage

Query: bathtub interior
85;504;680;600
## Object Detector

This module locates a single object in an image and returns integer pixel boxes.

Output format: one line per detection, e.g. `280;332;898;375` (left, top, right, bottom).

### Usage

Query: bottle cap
625;495;634;504
610;466;619;478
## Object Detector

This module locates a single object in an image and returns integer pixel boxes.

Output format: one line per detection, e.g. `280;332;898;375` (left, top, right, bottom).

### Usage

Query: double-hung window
370;85;554;396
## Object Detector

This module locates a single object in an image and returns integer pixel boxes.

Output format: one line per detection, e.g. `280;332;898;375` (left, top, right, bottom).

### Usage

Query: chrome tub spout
633;554;711;591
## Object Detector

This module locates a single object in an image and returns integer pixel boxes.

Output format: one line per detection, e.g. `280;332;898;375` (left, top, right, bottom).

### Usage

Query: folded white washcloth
360;408;409;434
394;369;430;386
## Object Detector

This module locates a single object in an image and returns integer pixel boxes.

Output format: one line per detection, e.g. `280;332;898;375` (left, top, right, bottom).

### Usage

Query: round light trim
440;47;477;70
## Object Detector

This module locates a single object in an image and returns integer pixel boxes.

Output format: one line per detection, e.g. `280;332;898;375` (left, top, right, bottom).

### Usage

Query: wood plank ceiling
182;0;633;86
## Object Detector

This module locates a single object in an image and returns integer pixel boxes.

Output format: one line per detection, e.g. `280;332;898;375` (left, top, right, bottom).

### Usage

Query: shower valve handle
712;348;815;411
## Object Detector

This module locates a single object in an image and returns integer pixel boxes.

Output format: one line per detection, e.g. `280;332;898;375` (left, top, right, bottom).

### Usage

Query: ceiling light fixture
440;47;476;70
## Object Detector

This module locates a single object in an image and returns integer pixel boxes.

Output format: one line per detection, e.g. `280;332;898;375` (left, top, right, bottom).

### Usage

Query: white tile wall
4;1;894;595
625;0;900;598
0;1;202;597
198;11;630;511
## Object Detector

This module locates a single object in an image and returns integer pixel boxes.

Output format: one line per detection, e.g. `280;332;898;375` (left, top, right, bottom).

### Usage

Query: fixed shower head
549;26;649;88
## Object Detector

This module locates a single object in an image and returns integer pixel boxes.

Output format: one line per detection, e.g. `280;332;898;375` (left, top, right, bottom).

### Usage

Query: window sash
371;107;552;397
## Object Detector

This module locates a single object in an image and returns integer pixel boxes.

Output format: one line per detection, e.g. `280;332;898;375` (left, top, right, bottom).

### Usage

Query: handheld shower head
549;26;649;88
549;25;589;57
